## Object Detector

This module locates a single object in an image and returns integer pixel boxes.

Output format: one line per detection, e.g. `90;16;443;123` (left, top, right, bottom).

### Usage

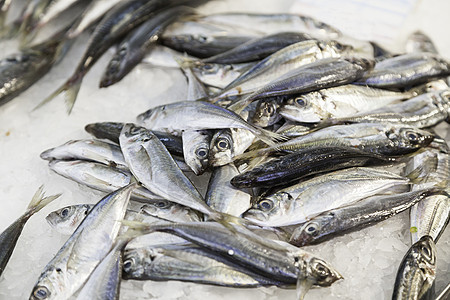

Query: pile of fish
0;0;449;300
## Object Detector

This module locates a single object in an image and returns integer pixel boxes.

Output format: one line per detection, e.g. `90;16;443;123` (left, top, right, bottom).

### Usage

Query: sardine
206;163;251;217
191;61;254;89
231;146;394;188
355;53;450;89
29;184;136;300
209;128;255;167
242;167;410;227
289;189;444;246
392;235;436;300
182;130;211;175
0;186;60;277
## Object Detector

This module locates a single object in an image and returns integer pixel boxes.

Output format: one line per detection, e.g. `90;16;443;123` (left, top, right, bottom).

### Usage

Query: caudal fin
26;185;62;216
34;74;82;114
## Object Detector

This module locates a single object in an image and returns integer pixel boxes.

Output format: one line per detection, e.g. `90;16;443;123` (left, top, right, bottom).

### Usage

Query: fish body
392;235;436;300
243;167;410;227
29;184;136;300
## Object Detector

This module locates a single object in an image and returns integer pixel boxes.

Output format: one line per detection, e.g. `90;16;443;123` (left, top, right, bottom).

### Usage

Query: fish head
45;204;91;235
279;93;324;123
183;130;211;175
100;43;131;88
243;192;293;225
252;99;282;127
142;200;201;222
388;127;434;152
289;213;336;247
136;106;166;128
209;129;233;167
120;123;155;144
122;248;146;279
306;257;343;286
320;40;354;57
29;266;67;300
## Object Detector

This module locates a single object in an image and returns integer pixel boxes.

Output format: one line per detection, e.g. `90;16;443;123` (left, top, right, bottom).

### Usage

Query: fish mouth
242;209;268;224
279;106;322;123
45;213;58;227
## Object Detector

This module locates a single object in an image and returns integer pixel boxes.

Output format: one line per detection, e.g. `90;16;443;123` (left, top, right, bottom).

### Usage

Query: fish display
0;1;449;300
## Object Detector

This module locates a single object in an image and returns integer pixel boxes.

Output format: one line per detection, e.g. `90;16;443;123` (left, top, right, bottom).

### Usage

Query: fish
0;0;12;29
119;124;221;219
355;53;450;89
46;204;92;235
334;89;450;128
181;64;209;100
35;0;91;31
137;101;284;146
206;163;251;217
228;57;374;113
215;40;356;101
405;31;438;54
122;243;288;287
75;239;127;300
392;235;436;300
0;186;60;277
40;139;128;170
124;220;342;289
252;98;283;127
29;184;136;300
236;123;435;160
100;6;195;88
201;32;313;64
242;167;410;227
84;122;184;157
231;146;395;188
47;160;162;202
209;128;255;167
289;189;444;246
278;85;416;123
191;61;255;89
182;130;211;175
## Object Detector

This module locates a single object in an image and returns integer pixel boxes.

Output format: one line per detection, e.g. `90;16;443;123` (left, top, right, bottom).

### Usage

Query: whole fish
278;85;416;123
201;32;313;64
355;53;450;89
405;31;438;54
0;186;60;277
137;101;284;146
84;122;184;157
392;235;436;300
228;57;374;113
215;40;355;101
122;243;287;287
231;146;394;188
209;128;255;167
75;239;127;300
100;6;195;88
206;163;251;217
182;129;211;175
242;167;410;227
0;30;68;106
289;189;443;246
236;123;435;159
126;221;342;290
119;124;221;219
29;184;136;300
335;89;450;128
40;139;128;170
47;160;162;202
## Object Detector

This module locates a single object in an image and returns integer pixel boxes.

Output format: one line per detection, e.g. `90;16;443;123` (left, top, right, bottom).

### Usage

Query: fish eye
59;207;71;218
195;147;208;159
405;131;420;142
420;244;433;261
266;103;274;114
217;138;230;150
335;42;343;50
198;35;208;43
33;286;50;299
304;222;319;235
154;200;171;209
295;97;307;107
203;63;214;70
314;262;331;279
258;199;274;211
123;259;134;272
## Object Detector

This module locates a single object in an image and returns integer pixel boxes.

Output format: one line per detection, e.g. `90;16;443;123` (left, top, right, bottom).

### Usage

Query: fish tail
254;127;288;147
296;277;314;300
209;211;251;234
227;97;253;115
33;73;83;114
173;55;199;70
120;219;156;235
26;185;61;216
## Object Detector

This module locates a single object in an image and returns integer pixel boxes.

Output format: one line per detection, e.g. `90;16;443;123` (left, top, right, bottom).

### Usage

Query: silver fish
252;98;283;127
182;130;211;175
191;61;255;89
392;235;436;300
206;163;251;217
0;186;60;277
405;31;438;54
29;183;136;300
243;167;410;227
209;128;255;167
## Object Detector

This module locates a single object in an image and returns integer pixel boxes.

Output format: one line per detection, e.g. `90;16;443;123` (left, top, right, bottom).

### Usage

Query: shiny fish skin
231;146;393;188
40;139;128;170
182;129;211;175
122;244;287;287
191;61;254;89
356;53;450;89
0;187;60;277
289;189;443;246
46;204;92;235
29;184;136;300
243;167;410;227
392;235;436;300
206;163;251;217
202;32;313;64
